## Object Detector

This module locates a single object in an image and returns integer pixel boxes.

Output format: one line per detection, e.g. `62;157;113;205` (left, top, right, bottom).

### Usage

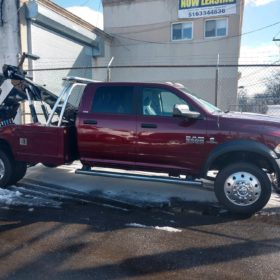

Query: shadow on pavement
0;187;279;279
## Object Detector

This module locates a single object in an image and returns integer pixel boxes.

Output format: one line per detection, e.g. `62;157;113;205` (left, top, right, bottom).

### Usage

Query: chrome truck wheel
214;163;271;215
224;172;261;206
0;150;13;188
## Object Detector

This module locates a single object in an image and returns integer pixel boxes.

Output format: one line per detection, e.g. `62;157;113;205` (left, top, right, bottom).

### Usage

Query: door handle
83;120;98;125
141;123;157;129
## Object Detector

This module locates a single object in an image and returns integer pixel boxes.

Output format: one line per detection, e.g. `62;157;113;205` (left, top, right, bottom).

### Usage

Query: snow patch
0;187;62;208
0;187;22;205
126;223;182;232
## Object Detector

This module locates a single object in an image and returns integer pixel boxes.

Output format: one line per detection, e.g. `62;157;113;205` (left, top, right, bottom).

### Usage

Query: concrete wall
93;39;113;82
0;0;21;104
19;0;112;123
21;0;111;95
103;0;244;110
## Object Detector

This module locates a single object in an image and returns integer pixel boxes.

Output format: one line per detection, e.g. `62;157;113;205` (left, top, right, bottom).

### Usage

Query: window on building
92;86;134;115
172;22;193;41
205;19;227;38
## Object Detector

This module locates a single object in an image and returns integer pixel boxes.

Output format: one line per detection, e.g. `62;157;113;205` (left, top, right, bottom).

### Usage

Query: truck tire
0;150;13;188
10;162;27;185
214;163;271;215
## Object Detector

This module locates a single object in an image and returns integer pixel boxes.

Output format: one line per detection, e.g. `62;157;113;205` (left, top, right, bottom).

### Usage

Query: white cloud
239;43;279;64
239;43;280;96
67;6;103;30
245;0;277;6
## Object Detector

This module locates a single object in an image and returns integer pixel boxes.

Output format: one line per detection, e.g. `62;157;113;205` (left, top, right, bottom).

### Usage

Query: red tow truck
0;54;280;215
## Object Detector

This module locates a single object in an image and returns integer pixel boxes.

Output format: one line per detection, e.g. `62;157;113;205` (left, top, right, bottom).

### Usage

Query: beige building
0;0;244;115
103;0;244;110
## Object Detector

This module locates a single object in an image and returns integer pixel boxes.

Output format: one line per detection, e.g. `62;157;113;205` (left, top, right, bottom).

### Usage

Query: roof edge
37;0;112;40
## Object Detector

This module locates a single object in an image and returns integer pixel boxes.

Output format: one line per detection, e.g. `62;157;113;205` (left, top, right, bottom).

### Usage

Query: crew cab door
77;85;137;166
136;86;207;174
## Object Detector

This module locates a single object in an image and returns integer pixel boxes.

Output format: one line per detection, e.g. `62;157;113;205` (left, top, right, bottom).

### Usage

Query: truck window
91;86;134;115
67;86;85;108
142;88;187;117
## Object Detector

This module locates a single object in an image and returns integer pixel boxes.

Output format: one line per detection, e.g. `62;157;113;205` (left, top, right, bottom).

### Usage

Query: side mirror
173;104;201;119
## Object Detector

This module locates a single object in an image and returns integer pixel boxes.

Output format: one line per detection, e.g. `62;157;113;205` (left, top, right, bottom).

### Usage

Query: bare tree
264;72;280;103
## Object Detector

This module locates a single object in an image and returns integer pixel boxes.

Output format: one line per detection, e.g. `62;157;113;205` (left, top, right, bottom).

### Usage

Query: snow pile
126;223;182;233
0;187;22;206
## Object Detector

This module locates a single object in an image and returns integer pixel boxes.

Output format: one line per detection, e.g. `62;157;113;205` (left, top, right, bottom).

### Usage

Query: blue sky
53;0;102;12
53;0;280;61
241;0;280;48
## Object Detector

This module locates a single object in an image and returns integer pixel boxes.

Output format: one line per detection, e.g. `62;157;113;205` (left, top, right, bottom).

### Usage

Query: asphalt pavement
22;162;280;210
0;164;279;279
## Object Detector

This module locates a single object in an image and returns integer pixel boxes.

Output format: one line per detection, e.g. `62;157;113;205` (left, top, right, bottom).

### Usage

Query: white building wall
30;23;95;95
23;0;111;95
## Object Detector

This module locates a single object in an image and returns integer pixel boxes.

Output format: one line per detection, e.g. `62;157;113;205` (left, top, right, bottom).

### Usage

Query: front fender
201;140;279;177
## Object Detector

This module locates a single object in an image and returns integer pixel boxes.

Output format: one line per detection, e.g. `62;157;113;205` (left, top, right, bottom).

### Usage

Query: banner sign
178;0;237;19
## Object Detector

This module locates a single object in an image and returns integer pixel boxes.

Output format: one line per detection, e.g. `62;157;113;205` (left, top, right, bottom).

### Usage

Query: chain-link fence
113;64;280;116
19;63;280;123
232;65;280;115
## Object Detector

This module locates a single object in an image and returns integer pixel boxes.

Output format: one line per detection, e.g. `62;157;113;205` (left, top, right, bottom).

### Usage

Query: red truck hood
220;111;280;125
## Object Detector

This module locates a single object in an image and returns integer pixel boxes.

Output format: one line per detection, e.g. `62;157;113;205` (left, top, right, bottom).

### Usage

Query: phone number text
188;8;226;18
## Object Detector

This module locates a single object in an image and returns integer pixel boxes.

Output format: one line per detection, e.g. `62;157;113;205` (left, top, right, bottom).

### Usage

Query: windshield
179;87;222;113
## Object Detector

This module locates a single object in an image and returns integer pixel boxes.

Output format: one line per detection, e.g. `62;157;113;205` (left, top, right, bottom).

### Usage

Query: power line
110;20;280;46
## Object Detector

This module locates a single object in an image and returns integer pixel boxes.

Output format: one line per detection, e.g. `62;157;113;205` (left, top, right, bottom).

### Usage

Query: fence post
214;54;220;107
107;57;114;82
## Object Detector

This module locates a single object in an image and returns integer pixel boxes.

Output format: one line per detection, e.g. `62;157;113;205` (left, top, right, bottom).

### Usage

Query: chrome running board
75;168;203;187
